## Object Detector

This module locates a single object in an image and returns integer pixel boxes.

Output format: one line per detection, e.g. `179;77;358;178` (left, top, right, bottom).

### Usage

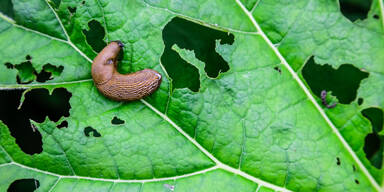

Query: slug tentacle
91;41;162;101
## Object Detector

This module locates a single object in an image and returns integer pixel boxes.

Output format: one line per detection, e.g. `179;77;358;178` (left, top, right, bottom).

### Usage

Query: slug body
92;41;162;101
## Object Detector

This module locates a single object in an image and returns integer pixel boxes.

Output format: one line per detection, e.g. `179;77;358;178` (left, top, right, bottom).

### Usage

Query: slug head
92;41;124;85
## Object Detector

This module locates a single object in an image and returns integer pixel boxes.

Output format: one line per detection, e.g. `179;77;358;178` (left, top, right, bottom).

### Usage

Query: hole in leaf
82;20;106;53
25;55;32;60
354;179;359;184
273;66;281;74
14;61;35;84
364;133;381;167
36;64;64;83
0;90;42;154
0;0;14;19
0;88;72;155
161;17;234;91
7;178;40;192
352;165;356;171
67;6;76;14
302;56;369;104
5;62;13;69
373;14;379;19
22;88;72;123
362;108;383;133
362;107;383;169
84;126;101;137
35;70;52;82
161;47;200;91
336;157;341;166
358;97;363;105
81;1;85;5
57;120;68;129
339;0;372;21
111;116;125;125
5;59;64;84
45;64;64;76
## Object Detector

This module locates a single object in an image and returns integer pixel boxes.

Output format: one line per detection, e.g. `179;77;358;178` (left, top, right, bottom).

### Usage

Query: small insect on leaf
164;184;175;191
321;90;338;109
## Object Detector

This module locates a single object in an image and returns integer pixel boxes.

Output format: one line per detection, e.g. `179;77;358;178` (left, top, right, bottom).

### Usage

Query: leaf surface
0;0;383;191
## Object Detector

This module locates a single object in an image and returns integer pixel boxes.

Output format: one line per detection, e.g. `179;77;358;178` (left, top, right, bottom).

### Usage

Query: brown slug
92;41;162;101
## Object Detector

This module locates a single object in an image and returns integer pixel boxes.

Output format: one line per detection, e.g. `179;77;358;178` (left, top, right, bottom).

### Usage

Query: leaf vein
6;161;220;183
48;177;61;192
379;0;384;30
141;0;259;35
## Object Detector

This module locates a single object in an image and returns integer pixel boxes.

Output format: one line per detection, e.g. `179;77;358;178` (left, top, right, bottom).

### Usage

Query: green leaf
0;0;384;191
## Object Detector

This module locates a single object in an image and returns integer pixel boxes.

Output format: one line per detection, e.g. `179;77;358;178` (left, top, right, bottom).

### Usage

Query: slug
92;41;162;101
